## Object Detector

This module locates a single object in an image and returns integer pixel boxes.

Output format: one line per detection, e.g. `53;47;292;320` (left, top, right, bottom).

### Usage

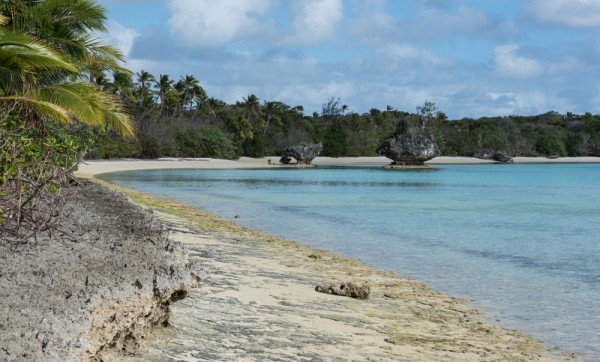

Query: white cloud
167;0;274;47
485;91;549;115
276;80;355;112
494;44;543;78
284;0;343;45
346;0;392;40
547;58;586;74
100;21;140;58
387;43;446;66
528;0;600;27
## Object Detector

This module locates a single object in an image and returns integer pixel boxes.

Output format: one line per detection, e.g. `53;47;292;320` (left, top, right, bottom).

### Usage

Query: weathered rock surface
0;183;196;361
377;121;440;166
279;156;292;165
492;151;513;163
316;282;371;300
283;143;323;165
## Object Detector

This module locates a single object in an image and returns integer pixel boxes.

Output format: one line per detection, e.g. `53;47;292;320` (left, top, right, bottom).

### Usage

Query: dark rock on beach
377;120;440;167
0;183;197;361
283;143;323;165
492;151;513;163
279;156;292;165
315;282;370;300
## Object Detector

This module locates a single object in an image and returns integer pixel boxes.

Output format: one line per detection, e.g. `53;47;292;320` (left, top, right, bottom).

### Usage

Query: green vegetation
0;0;133;241
85;69;600;159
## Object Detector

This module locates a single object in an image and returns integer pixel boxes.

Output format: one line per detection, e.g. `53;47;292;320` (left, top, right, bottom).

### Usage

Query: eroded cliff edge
0;183;197;361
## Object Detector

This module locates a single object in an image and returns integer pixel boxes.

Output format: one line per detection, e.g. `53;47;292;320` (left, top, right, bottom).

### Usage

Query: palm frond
33;82;135;138
0;32;78;93
34;82;103;124
100;92;135;138
0;95;72;124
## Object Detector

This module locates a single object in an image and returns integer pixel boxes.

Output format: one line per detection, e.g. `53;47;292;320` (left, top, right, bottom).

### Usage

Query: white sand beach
77;155;600;177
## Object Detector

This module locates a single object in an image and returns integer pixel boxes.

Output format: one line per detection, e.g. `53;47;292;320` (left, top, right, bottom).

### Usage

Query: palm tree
2;0;128;78
241;94;264;132
135;70;155;108
110;70;134;100
155;74;173;111
262;100;283;135
198;96;224;123
180;74;204;111
0;30;134;137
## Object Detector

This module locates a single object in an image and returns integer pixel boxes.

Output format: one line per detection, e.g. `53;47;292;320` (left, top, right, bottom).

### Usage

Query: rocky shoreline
92;178;572;361
1;177;575;361
0;182;198;361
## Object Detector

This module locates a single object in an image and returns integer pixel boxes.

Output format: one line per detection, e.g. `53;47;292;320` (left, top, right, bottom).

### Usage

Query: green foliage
535;132;566;156
1;113;89;240
322;123;350;157
195;126;236;159
242;133;270;158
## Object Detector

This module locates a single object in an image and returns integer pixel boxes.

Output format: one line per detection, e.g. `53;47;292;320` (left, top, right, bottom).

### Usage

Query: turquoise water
100;164;600;358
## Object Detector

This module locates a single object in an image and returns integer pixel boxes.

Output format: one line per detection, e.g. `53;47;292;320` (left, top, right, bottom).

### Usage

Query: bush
196;126;236;159
535;133;566;156
0;115;88;241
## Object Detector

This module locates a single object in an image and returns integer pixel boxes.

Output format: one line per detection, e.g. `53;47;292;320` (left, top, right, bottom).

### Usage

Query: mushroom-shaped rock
283;143;323;165
377;121;440;167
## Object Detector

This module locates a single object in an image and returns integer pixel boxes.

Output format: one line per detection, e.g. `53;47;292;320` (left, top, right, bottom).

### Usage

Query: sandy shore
77;155;600;177
74;160;579;360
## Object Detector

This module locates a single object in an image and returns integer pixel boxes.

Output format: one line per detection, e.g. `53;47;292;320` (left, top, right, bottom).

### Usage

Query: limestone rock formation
0;183;197;361
377;121;440;166
315;282;370;300
279;156;292;165
492;151;513;163
283;143;323;165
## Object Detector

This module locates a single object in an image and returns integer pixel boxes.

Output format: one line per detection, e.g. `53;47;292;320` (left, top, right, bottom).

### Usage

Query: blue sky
97;0;600;119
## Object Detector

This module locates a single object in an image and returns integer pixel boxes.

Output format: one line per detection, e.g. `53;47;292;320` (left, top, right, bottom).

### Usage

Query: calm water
100;164;600;358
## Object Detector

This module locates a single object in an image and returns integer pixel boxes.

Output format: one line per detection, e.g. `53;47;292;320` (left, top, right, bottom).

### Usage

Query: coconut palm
155;74;173;111
262;100;284;135
110;70;134;100
0;7;134;137
135;70;155;108
178;74;204;112
241;94;264;132
1;0;128;82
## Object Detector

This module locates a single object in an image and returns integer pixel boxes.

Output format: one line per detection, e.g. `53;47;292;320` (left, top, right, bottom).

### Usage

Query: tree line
86;71;600;159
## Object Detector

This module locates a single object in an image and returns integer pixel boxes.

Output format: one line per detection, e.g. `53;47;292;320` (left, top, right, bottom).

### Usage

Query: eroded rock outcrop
0;183;197;361
377;121;440;167
279;156;292;165
492;151;513;163
283;143;323;165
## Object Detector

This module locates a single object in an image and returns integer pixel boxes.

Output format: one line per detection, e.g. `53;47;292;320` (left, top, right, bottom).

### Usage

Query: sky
97;0;600;119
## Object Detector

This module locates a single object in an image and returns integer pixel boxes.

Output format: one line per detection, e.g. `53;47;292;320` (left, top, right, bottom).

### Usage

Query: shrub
0;114;89;242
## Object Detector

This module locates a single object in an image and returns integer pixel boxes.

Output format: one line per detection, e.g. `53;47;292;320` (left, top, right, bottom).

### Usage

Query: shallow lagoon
101;164;600;358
